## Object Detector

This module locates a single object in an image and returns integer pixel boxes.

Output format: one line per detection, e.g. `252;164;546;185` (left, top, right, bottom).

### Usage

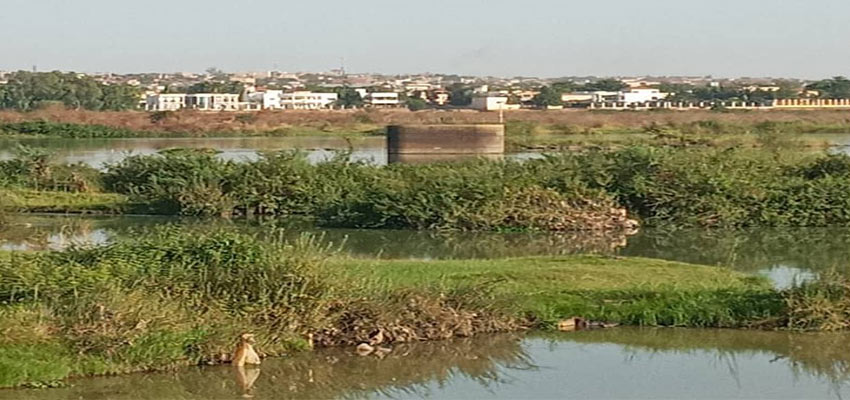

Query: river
1;133;849;168
2;135;850;398
3;328;848;399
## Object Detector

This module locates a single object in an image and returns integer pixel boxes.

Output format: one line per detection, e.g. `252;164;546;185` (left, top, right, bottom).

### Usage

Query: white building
247;90;284;110
471;95;520;111
365;92;401;108
619;88;668;104
145;93;186;111
280;91;339;109
186;93;241;111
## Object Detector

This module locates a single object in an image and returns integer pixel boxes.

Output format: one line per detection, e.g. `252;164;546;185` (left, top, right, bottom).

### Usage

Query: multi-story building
280;91;339;109
186;93;241;111
365;92;401;108
145;93;186;111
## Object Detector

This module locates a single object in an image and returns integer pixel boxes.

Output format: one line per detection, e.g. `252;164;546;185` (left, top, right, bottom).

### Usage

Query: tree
550;81;576;93
0;71;140;111
447;83;472;106
186;81;244;94
532;86;562;107
406;97;428;111
333;86;363;108
581;79;627;92
806;77;850;98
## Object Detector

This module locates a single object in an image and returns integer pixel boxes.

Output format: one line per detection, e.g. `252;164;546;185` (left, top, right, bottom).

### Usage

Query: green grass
331;255;781;327
0;228;787;388
0;189;131;214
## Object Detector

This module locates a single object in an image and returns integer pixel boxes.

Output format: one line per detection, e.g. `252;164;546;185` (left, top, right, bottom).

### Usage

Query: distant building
743;85;781;92
280;91;338;109
562;91;619;104
471;95;520;111
619;88;668;104
186;93;241;111
430;89;450;106
365;92;401;108
145;93;186;111
247;90;284;110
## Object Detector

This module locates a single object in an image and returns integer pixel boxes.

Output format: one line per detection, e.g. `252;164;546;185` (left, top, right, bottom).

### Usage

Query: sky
1;0;849;79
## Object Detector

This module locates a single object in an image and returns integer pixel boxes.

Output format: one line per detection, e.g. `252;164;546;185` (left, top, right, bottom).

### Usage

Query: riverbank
0;228;785;388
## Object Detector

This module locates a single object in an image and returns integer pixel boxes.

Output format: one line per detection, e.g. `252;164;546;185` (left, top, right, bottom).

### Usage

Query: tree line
0;71;141;111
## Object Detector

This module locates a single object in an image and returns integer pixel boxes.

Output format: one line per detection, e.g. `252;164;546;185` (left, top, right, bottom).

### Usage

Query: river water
1;133;849;168
3;328;849;399
0;136;544;168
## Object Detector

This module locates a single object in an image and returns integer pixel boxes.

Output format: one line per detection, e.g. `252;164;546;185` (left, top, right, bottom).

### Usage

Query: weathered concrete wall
387;124;504;155
388;153;504;164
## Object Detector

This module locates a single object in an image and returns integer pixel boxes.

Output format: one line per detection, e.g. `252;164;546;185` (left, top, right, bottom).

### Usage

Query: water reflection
0;136;544;168
2;215;850;286
4;329;849;399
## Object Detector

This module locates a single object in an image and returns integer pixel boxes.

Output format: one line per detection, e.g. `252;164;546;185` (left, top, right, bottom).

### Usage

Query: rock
557;317;587;332
233;333;262;367
356;343;374;356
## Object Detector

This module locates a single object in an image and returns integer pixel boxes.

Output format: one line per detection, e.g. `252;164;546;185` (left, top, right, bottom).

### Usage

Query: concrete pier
387;124;505;158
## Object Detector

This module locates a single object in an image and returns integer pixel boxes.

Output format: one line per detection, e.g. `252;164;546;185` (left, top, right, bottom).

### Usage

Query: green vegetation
5;146;850;229
2;227;849;388
0;227;790;388
805;76;850;99
504;119;846;151
0;121;141;139
0;71;140;111
0;120;381;139
331;256;778;327
0;189;129;214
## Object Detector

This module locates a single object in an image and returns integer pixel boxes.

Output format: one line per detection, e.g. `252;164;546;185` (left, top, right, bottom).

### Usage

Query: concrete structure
280;91;338;110
365;92;401;108
471;95;520;111
186;93;241;111
145;93;186;111
585;98;850;111
387;124;504;162
772;98;850;109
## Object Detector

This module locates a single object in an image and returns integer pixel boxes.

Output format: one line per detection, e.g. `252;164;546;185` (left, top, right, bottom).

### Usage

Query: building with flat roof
186;93;241;111
247;90;284;110
471;95;520;111
365;92;401;108
145;93;186;111
280;91;338;109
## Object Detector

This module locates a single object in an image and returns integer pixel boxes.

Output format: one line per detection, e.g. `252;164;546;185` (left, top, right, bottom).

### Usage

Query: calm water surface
3;328;849;399
2;214;847;288
0;136;542;168
3;133;850;168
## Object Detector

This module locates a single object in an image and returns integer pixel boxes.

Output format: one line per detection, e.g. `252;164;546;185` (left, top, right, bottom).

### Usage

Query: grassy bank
0;227;791;388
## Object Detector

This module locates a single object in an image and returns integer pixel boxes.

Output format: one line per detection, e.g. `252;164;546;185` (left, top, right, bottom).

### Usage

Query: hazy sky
2;0;848;78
